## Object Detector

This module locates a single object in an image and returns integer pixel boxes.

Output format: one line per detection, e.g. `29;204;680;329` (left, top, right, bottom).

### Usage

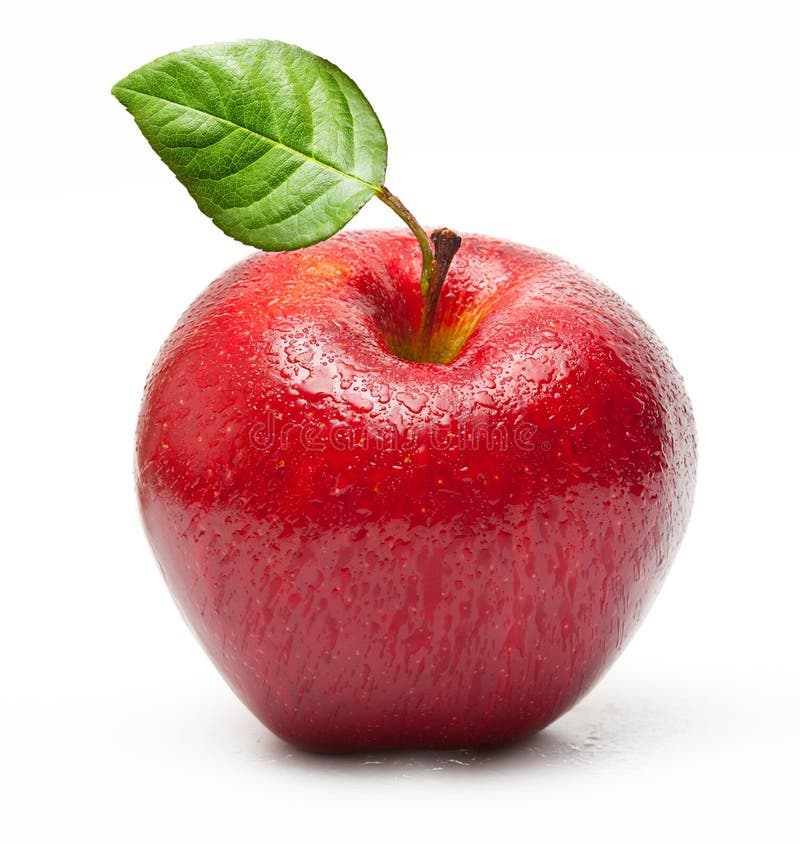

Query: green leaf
112;40;387;251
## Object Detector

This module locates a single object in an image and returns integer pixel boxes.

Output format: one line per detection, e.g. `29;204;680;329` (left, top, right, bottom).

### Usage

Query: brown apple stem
376;187;462;362
418;228;462;358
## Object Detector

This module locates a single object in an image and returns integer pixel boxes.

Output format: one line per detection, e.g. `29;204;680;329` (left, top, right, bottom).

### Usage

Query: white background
2;1;798;841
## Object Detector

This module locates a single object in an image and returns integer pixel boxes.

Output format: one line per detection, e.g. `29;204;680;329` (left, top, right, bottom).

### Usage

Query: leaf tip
110;79;129;104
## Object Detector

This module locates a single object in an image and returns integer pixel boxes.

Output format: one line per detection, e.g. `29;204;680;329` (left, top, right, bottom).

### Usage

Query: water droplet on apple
396;392;426;413
371;383;391;404
298;374;334;400
344;394;374;413
473;391;496;409
337;362;357;389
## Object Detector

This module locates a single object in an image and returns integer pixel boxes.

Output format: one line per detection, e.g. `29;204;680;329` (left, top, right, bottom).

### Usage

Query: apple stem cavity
377;188;462;363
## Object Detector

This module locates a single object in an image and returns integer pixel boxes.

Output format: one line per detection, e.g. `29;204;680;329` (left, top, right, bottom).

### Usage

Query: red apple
137;229;696;751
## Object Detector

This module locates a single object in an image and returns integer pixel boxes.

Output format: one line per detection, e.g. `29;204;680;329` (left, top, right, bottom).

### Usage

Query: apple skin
137;229;696;751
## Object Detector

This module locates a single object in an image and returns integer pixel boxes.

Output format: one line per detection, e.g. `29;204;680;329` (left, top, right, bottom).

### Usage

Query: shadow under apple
249;679;696;777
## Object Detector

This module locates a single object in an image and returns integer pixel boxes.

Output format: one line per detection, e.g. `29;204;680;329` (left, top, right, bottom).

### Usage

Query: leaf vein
115;86;379;192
